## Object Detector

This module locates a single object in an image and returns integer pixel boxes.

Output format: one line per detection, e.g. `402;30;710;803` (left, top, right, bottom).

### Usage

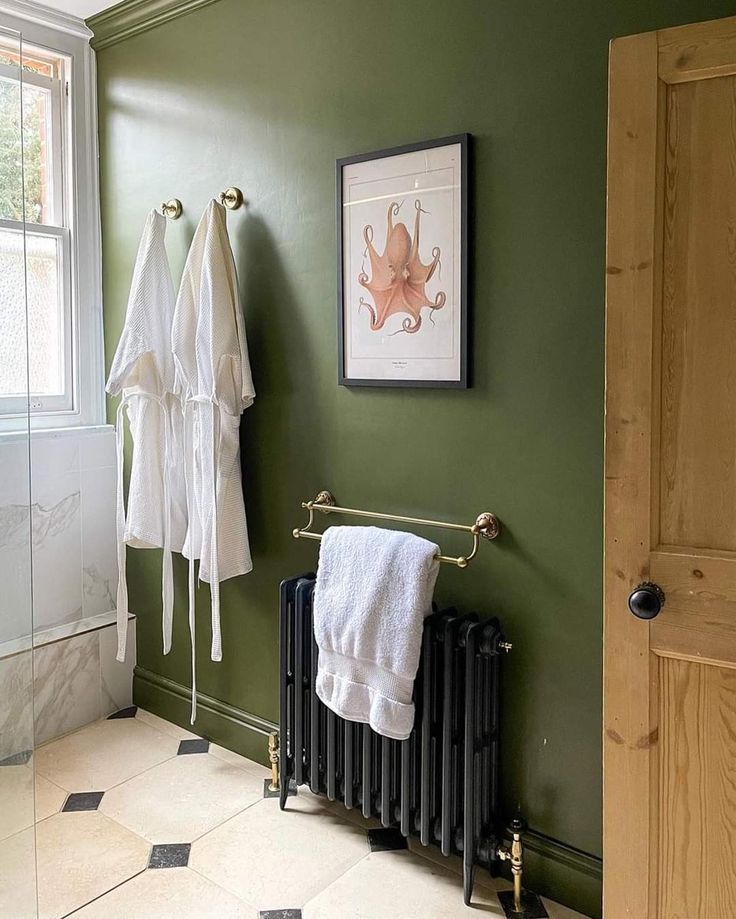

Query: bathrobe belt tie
183;394;221;724
114;392;175;663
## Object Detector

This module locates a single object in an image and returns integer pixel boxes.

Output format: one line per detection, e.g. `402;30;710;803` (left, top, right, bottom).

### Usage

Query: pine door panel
657;658;736;919
660;75;736;553
605;16;736;918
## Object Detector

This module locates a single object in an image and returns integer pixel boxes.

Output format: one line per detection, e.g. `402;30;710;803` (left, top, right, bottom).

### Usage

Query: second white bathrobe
173;199;255;718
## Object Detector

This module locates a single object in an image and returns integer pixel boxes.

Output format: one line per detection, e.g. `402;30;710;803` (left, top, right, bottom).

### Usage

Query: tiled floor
0;708;591;919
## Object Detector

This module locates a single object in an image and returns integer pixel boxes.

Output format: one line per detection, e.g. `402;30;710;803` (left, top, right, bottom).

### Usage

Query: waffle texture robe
106;209;187;663
172;199;255;721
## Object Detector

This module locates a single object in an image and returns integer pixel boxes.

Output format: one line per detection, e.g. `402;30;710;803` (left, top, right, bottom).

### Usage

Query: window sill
0;422;113;444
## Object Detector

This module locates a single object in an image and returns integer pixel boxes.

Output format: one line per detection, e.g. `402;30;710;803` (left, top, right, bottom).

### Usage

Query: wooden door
605;16;736;919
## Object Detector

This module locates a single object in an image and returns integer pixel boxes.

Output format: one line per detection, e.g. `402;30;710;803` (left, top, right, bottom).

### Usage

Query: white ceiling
32;0;117;20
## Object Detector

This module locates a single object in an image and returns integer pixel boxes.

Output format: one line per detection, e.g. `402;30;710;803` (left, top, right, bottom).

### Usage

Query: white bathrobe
172;199;255;719
106;209;187;663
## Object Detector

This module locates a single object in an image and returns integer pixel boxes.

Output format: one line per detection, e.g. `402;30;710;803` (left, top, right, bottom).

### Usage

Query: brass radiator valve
267;731;280;793
496;817;548;918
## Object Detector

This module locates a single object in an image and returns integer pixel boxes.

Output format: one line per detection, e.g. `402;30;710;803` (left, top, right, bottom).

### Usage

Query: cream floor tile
71;867;256;918
0;829;38;919
407;836;589;917
135;711;269;781
34;716;178;792
303;849;503;918
100;752;263;843
35;810;149;919
35;771;68;821
280;789;588;917
208;742;271;778
0;765;34;840
304;849;589;919
136;707;200;741
190;793;370;909
0;766;68;840
297;785;380;831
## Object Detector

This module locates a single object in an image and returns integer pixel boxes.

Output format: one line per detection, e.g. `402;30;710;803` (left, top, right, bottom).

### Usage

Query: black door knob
628;582;665;620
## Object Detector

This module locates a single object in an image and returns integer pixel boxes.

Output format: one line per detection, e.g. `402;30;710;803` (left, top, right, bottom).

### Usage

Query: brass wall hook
161;198;182;219
219;186;244;210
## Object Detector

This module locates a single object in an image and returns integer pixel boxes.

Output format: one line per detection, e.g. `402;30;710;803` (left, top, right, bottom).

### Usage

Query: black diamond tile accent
259;911;302;919
149;843;191;869
62;792;104;812
498;889;549;919
0;750;32;767
107;706;138;720
177;738;209;755
263;778;296;799
367;826;408;852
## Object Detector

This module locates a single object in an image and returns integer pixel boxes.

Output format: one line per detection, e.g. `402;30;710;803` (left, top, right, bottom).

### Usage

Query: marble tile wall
0;650;34;764
0;618;136;757
33;632;101;746
0;426;118;645
0;440;33;651
0;425;131;755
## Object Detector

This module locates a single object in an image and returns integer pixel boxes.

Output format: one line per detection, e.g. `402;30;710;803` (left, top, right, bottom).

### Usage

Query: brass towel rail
292;490;501;568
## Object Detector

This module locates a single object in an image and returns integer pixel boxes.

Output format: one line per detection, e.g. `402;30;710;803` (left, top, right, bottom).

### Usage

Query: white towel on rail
313;525;440;740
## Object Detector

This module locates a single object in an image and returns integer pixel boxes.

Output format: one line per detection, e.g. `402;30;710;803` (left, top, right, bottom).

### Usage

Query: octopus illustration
358;199;446;334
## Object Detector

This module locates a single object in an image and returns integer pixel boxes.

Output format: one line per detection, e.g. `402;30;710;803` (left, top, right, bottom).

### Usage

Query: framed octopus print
337;134;469;388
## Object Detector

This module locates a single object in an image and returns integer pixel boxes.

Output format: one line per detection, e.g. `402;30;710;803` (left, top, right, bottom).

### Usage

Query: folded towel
313;525;441;740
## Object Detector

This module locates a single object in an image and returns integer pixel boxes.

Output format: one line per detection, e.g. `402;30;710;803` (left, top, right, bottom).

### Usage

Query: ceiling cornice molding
87;0;219;50
0;0;93;40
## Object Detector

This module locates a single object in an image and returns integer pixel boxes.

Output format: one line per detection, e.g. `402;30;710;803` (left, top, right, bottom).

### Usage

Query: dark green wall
94;2;735;915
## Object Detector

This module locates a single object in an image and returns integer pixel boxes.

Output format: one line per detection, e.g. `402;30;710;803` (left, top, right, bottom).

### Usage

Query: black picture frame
337;133;470;389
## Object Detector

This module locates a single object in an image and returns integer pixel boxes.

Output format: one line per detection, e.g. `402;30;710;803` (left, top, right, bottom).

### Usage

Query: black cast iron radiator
278;573;514;907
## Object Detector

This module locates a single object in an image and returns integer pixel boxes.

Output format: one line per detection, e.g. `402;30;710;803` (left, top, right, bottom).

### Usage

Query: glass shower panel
0;24;39;919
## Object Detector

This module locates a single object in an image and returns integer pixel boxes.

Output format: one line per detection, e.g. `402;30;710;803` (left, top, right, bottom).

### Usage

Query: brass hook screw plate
476;512;501;541
314;490;337;513
161;198;182;219
220;186;244;209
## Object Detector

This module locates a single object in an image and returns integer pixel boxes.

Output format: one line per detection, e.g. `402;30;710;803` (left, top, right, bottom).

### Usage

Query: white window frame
0;0;103;433
0;48;75;417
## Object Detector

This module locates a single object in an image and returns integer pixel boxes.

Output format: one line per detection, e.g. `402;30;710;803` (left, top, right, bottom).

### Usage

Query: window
0;40;72;416
0;8;103;432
